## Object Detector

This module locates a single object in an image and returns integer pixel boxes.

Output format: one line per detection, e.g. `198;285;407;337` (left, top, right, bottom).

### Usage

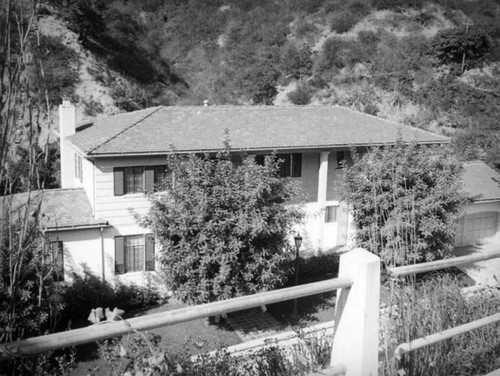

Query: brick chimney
59;99;76;188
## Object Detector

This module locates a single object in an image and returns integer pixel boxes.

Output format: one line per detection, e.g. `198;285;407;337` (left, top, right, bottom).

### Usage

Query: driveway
454;234;500;287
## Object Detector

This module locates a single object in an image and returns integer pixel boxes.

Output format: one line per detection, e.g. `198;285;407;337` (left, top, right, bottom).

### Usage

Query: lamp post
292;233;303;320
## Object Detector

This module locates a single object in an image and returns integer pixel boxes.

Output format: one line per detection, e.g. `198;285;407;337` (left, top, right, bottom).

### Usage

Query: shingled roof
2;188;108;231
462;161;500;202
67;106;449;156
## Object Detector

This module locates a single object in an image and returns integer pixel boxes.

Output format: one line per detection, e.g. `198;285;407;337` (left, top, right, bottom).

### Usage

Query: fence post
330;248;380;376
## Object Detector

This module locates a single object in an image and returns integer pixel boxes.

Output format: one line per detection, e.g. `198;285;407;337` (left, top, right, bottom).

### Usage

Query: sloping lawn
69;298;242;375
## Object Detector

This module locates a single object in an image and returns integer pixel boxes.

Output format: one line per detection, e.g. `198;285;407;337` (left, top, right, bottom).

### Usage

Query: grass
69;299;242;375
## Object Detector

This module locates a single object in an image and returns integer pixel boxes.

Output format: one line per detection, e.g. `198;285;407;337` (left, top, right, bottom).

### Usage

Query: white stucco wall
48;228;103;283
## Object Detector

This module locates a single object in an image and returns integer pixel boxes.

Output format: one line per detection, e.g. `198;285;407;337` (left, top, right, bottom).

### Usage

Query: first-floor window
115;234;155;275
325;205;338;223
48;241;64;281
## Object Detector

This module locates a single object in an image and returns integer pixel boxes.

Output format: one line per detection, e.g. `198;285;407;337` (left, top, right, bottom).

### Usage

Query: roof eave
45;222;110;232
83;140;450;158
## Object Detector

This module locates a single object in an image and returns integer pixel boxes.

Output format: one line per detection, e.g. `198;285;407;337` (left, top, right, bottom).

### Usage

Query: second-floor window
74;153;83;183
255;153;302;178
114;165;170;196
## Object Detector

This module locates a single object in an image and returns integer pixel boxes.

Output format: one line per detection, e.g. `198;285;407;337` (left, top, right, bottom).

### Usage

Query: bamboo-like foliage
341;139;470;267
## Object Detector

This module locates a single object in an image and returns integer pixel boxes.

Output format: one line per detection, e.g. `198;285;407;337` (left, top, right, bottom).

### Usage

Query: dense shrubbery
287;253;340;280
140;145;304;304
430;27;493;69
287;84;313;105
61;271;163;323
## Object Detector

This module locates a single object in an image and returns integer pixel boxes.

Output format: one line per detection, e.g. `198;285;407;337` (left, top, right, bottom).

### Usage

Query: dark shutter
113;168;124;196
145;166;155;193
292;153;302;177
145;234;155;271
279;154;291;177
115;236;125;274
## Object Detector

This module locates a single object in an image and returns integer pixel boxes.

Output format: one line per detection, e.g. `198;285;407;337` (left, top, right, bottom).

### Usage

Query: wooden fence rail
388;249;500;376
388;250;500;278
0;277;353;360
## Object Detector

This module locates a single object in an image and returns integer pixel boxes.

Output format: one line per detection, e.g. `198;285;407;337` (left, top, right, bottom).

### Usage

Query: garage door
455;212;499;247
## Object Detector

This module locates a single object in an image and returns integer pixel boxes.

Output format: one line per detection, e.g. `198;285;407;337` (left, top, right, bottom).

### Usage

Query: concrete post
59;100;76;188
330;248;380;376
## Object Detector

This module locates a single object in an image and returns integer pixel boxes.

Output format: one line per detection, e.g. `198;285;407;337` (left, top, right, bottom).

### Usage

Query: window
336;151;345;169
115;234;155;275
114;165;169;196
325;205;338;223
153;165;173;191
48;241;64;281
74;153;83;182
124;166;144;194
255;153;302;177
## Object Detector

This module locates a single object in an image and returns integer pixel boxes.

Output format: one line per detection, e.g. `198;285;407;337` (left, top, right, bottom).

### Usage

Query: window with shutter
115;234;155;274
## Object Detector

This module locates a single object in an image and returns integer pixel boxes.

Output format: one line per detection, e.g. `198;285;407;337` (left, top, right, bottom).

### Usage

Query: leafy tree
429;27;492;69
140;144;304;304
341;140;469;267
281;43;313;79
287;84;313;105
68;0;106;44
244;64;280;105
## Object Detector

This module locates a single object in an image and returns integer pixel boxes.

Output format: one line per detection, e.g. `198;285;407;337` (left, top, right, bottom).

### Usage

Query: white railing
0;248;381;376
388;250;500;374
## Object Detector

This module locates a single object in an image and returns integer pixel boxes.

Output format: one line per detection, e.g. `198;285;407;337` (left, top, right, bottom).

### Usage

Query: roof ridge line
87;107;164;155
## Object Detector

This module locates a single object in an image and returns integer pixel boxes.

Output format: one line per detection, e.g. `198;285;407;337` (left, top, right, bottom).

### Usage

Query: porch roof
1;188;108;231
462;161;500;202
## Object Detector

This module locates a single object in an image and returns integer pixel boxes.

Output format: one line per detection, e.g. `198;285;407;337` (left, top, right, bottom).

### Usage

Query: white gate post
330;248;380;376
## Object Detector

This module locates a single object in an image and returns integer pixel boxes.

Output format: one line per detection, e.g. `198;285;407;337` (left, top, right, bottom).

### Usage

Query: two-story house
15;100;497;287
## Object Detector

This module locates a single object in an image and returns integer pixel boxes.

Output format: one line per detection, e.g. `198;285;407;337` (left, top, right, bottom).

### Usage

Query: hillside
35;0;500;164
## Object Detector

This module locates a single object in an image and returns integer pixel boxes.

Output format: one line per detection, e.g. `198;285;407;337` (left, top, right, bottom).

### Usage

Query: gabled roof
1;188;108;231
67;106;449;156
462;161;500;202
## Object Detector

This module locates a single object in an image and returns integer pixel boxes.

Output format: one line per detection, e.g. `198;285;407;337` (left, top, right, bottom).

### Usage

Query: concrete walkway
454;234;500;287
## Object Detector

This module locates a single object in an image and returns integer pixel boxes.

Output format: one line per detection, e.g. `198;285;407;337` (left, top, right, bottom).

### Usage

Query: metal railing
388;249;500;374
0;277;353;360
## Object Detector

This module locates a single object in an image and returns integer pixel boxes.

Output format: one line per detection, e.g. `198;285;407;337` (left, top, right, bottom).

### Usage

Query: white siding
93;156;167;227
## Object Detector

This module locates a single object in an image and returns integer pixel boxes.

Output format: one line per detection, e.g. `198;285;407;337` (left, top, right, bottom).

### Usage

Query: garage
455;162;500;247
455;211;499;247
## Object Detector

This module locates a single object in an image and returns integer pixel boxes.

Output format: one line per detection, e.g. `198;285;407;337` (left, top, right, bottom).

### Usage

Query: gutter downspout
101;226;105;282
